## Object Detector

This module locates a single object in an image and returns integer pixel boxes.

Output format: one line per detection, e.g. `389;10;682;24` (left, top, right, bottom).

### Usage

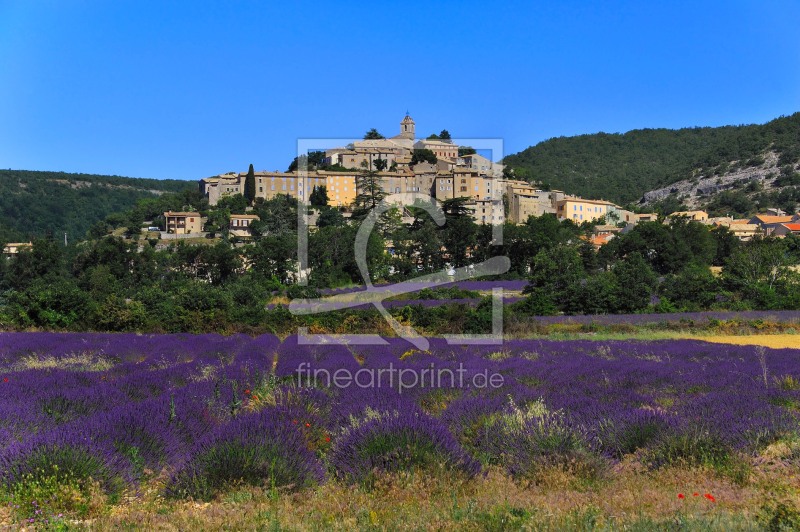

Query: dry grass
39;458;796;531
5;352;117;372
698;335;800;349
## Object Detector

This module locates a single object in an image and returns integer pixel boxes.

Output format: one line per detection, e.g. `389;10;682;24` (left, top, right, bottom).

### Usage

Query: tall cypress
244;163;256;204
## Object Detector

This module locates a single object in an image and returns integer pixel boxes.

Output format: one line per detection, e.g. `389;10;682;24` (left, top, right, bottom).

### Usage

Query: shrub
0;430;130;511
482;409;606;481
644;426;733;469
167;407;323;500
329;411;480;484
594;410;675;459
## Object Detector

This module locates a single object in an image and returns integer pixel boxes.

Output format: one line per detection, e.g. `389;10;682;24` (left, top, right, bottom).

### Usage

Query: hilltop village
198;114;636;228
164;114;798;245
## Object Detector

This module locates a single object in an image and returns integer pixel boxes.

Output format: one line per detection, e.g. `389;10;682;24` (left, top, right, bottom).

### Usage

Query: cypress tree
244;163;256;204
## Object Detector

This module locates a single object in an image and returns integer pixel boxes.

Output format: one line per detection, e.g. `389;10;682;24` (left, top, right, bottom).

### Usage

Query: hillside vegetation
504;112;800;205
0;170;193;242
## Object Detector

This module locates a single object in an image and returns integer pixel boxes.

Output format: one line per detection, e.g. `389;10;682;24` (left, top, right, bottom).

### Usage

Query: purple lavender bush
329;411;480;484
167;406;324;500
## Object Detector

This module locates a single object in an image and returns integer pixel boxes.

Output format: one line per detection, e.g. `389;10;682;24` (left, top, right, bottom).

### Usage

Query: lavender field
1;333;799;527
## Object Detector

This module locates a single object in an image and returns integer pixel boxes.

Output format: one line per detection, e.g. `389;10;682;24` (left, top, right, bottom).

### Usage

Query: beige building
165;211;203;234
229;214;260;238
556;198;615;223
460;153;503;177
200;174;242;206
668;210;709;223
503;181;556;224
414;138;458;160
635;213;659;223
2;242;32;256
434;170;497;203
711;218;761;241
201;170;356;208
469;199;504;225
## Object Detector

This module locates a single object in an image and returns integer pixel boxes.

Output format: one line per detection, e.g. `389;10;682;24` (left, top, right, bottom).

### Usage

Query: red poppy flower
244;389;251;395
325;435;331;443
677;493;685;499
693;493;699;497
704;493;715;502
305;422;311;428
2;377;8;383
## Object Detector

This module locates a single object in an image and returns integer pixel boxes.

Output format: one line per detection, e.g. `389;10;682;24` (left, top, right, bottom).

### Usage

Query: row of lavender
0;333;798;502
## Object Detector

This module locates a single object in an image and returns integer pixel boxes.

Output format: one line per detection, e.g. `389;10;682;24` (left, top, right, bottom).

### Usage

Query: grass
504;329;800;347
11;459;795;530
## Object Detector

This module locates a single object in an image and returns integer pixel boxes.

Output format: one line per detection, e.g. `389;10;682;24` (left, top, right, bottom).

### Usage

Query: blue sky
1;0;799;181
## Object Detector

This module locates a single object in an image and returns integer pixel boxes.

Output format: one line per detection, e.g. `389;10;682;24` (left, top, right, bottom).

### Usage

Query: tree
247;233;296;284
441;215;476;268
216;194;248;214
439;129;452;142
250;195;299;237
661;263;720;310
124;210;145;240
316;207;345;228
244;164;256;205
524;245;585;313
5;238;64;290
458;146;476;157
411;149;437;166
441;197;473;219
353;169;386;219
723;237;794;291
363;128;385;140
611;252;657;313
309;185;329;207
204;209;230;238
288;151;326;172
374;158;388;172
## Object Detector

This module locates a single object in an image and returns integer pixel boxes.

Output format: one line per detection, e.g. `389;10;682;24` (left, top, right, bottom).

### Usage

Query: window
259;187;263;192
271;185;275;190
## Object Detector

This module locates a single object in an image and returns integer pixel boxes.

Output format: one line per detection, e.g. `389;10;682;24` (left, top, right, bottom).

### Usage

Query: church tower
399;113;415;140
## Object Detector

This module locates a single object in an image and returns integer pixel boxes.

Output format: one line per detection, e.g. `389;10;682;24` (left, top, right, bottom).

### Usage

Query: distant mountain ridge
503;112;800;206
0;169;193;243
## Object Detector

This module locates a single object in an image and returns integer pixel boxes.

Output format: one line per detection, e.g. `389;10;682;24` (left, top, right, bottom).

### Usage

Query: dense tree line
520;219;800;315
2;182;799;332
0;170;193;243
504;112;800;205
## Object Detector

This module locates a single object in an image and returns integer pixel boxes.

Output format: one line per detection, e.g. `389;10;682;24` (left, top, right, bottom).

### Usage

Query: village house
772;223;800;238
668;210;708;223
2;242;33;256
164;211;203;235
556;197;615;223
229;214;260;238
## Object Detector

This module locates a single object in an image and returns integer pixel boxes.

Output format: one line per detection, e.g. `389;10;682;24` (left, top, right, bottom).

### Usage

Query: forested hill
503;112;800;205
0;170;193;243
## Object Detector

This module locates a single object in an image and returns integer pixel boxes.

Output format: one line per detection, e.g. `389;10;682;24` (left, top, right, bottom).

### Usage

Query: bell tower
399;112;415;140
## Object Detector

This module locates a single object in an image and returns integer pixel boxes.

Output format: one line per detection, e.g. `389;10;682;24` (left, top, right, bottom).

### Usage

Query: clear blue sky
1;0;799;181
